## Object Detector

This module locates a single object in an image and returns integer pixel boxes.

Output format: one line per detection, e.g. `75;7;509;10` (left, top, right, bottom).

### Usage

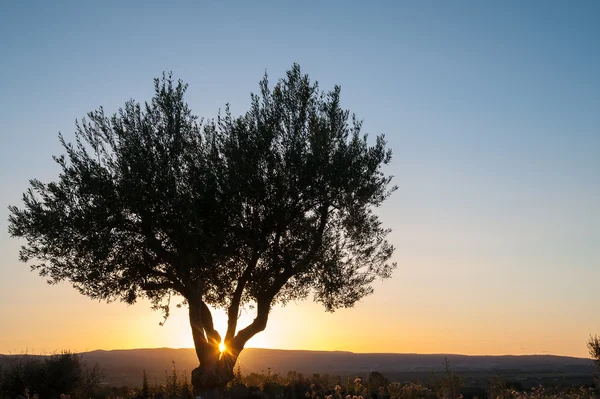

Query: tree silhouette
589;335;600;384
8;64;397;398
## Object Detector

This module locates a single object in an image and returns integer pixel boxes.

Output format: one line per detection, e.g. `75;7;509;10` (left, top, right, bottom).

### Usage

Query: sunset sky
0;1;599;358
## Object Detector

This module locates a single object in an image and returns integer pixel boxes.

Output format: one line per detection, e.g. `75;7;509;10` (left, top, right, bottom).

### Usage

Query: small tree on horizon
8;64;397;399
589;335;600;384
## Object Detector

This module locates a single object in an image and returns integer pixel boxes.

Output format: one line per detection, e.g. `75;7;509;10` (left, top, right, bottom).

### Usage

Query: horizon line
0;346;591;360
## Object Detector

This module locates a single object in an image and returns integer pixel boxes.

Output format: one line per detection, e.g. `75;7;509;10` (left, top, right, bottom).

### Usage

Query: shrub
0;352;103;399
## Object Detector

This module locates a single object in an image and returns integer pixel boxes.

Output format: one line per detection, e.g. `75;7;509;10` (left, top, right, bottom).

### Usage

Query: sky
0;0;599;358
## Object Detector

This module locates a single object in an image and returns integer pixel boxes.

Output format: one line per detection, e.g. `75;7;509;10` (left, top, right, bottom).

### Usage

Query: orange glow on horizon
0;284;597;358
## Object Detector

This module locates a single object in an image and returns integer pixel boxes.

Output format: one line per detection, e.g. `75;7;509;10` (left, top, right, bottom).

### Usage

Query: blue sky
0;0;598;356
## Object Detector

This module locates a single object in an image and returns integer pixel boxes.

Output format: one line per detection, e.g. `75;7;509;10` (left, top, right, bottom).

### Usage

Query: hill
1;348;594;388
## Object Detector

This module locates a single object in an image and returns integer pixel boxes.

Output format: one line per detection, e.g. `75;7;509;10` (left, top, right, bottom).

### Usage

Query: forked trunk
191;351;237;399
186;284;271;398
188;298;237;399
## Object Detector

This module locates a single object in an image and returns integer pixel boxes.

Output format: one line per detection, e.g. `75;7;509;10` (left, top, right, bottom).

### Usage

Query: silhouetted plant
345;376;355;396
8;64;397;397
588;335;600;384
367;371;389;399
353;377;367;398
167;362;179;399
116;367;599;399
282;371;309;399
489;375;511;399
225;380;249;399
0;352;103;399
387;382;433;399
431;359;462;399
180;373;193;399
230;364;244;386
142;370;150;398
490;385;596;399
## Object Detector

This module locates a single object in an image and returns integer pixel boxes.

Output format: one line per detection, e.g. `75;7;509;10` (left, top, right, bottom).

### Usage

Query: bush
387;382;433;399
0;352;103;399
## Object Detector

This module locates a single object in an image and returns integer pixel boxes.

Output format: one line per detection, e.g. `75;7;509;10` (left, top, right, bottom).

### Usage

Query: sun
219;342;226;353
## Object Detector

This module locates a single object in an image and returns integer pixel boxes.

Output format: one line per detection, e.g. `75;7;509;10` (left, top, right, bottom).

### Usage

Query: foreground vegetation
102;361;599;399
3;338;599;399
0;352;103;399
3;354;596;399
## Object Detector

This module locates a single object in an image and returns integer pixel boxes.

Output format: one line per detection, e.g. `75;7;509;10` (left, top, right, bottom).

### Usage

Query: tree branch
225;254;259;343
200;300;221;346
188;280;221;363
188;297;207;363
142;266;186;295
121;216;187;295
140;281;174;291
231;201;331;350
143;231;176;265
231;296;272;352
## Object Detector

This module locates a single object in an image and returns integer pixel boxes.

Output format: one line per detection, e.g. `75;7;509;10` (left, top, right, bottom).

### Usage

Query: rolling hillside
0;348;593;386
1;348;594;388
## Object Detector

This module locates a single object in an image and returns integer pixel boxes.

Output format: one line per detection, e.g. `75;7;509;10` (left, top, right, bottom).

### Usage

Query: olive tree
8;64;397;398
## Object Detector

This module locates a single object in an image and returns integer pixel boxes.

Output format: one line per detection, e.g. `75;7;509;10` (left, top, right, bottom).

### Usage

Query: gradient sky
1;0;599;358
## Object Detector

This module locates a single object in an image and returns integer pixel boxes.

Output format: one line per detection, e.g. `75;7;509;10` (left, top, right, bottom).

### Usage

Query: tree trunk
188;297;237;399
191;352;236;399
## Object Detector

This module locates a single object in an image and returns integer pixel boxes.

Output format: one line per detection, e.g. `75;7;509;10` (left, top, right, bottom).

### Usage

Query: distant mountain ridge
1;348;594;388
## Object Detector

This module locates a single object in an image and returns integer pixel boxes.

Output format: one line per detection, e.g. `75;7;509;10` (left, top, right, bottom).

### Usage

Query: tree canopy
8;64;397;389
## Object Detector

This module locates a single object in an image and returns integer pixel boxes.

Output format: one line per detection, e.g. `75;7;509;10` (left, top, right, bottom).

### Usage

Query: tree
589;335;600;383
8;64;397;398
